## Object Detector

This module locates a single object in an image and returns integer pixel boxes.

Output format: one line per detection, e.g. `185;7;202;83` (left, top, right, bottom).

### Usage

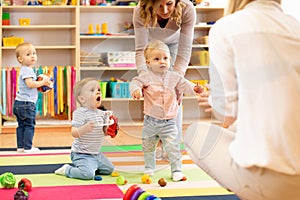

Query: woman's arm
133;6;149;75
209;21;238;127
173;2;196;75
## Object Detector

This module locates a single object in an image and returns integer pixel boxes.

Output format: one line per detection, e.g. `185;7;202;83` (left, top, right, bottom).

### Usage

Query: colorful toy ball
14;190;29;200
158;178;167;187
116;175;127;186
141;174;152;184
0;172;16;188
36;74;53;93
18;178;32;192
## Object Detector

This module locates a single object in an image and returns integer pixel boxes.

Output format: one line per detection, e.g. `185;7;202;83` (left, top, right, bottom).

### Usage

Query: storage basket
3;36;24;47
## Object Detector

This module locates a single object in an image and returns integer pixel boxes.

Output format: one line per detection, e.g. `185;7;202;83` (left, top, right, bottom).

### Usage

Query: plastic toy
18;178;32;191
36;74;54;93
107;115;119;138
96;24;101;34
141;174;152;184
123;184;161;200
116;175;127;186
0;172;16;188
2;12;10;25
111;171;119;177
42;0;52;5
101;23;108;34
14;190;29;200
131;188;144;200
19;18;31;26
157;178;167;187
88;24;95;34
94;175;102;181
26;0;39;5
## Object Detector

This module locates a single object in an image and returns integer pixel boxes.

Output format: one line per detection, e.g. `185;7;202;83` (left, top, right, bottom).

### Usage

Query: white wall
282;0;300;22
212;0;300;22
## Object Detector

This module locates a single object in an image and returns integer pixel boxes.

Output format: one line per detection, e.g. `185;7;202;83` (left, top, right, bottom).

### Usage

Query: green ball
0;172;16;188
116;176;126;185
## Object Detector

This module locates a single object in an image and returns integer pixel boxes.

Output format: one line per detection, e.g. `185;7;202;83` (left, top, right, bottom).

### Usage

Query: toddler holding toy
13;42;52;153
55;77;118;180
129;40;203;181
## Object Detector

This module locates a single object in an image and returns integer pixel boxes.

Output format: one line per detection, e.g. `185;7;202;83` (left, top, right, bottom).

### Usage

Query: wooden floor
0;124;190;149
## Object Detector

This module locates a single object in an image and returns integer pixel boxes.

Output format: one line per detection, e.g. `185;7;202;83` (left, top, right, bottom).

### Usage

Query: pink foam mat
0;184;124;200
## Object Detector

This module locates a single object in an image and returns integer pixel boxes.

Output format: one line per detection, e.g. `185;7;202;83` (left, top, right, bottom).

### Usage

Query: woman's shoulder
180;0;196;21
181;0;195;10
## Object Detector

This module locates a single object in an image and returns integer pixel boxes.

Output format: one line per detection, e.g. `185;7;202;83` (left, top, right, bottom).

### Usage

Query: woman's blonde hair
139;0;186;28
226;0;281;15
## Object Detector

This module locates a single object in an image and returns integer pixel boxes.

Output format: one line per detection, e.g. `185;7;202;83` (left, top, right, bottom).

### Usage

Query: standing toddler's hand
132;89;142;100
42;76;53;87
198;84;212;113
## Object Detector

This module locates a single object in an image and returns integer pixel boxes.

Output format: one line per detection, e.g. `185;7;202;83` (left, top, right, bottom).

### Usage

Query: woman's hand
198;84;212;113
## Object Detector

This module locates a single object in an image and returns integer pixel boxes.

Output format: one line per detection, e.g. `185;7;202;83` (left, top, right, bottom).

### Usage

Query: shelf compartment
2;5;77;12
80;35;134;39
80;66;137;71
79;6;134;13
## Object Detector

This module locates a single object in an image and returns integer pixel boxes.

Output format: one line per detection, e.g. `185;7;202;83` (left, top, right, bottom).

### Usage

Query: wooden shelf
1;5;76;12
2;45;76;50
2;25;76;29
194;24;213;29
79;5;134;12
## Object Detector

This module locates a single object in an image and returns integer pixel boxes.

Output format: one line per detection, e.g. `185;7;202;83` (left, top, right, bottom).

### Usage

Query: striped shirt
71;107;106;154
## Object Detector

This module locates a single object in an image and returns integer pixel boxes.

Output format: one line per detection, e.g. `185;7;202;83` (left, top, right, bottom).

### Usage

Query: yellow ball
141;174;152;184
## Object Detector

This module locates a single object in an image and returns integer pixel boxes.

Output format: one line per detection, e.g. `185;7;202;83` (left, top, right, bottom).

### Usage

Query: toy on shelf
88;24;95;34
123;184;161;200
2;36;24;47
101;23;108;34
0;172;16;189
82;23;109;36
26;0;39;5
2;12;10;25
96;24;101;34
19;18;31;26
